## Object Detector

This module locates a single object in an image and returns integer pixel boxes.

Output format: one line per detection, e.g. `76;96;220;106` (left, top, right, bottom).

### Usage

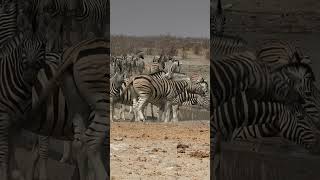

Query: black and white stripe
210;0;225;35
211;52;314;107
0;5;46;179
122;70;208;122
211;91;320;152
257;39;311;71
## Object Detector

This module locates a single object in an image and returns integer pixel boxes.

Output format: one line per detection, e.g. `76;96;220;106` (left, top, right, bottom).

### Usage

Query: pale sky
110;0;209;38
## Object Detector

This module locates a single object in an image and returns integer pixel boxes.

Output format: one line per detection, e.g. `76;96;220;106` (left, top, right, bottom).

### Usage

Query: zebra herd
110;53;210;123
0;0;110;180
210;0;320;174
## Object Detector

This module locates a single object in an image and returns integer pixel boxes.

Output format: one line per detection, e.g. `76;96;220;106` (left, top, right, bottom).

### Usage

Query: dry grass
111;35;209;59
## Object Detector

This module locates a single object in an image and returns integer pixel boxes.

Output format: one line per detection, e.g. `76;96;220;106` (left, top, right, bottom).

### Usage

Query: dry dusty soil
110;121;210;180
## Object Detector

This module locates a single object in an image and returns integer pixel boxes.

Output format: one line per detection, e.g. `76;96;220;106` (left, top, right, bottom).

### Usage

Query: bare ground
110;121;210;180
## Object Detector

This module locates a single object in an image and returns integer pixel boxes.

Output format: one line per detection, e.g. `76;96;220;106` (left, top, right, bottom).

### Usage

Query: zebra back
211;35;248;59
257;39;311;71
0;1;17;45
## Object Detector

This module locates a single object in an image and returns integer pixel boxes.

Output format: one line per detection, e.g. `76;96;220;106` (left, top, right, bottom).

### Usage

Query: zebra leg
38;135;49;180
158;103;165;122
150;104;155;119
164;102;172;123
172;105;179;123
73;139;88;180
27;139;39;180
143;105;148;120
132;98;139;122
60;141;73;163
128;106;135;121
136;97;148;122
120;105;126;120
0;114;9;180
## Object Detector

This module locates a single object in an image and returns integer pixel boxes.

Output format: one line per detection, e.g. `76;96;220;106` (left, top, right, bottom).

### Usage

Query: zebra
0;23;47;180
211;91;320;153
211;52;314;108
256;39;311;71
113;61;183;122
170;91;210;122
110;71;128;121
121;71;209;122
22;38;110;180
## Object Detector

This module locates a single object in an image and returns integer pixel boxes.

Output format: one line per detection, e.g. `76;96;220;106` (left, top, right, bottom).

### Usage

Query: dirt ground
110;121;210;180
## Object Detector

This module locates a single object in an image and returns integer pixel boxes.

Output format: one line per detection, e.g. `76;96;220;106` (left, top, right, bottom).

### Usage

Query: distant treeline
111;35;209;58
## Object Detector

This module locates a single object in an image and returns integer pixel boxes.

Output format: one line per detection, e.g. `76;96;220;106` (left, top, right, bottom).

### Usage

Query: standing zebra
211;91;320;152
211;52;314;107
121;71;209;122
113;61;182;122
24;38;110;180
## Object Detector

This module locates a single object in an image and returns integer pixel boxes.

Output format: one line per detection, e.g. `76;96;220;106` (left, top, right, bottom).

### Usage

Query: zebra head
190;81;209;96
0;0;17;44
